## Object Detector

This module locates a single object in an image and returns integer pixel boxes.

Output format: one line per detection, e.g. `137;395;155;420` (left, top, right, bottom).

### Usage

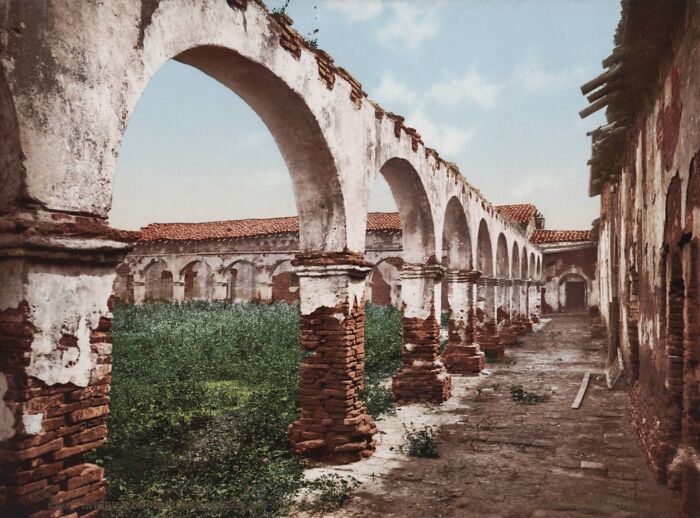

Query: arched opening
143;260;174;302
521;248;529;280
476;219;493;324
182;260;214;301
100;34;352;511
559;273;588;313
227;260;259;302
373;158;436;264
511;243;521;320
368;159;447;404
271;259;300;303
368;257;403;307
441;197;472;310
496;234;510;325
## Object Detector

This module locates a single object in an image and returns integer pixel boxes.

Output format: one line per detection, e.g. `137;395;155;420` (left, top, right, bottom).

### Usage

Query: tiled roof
531;230;592;244
495;204;538;223
139;212;402;242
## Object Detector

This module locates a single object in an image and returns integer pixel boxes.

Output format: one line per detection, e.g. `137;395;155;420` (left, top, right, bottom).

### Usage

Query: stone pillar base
477;322;504;359
288;413;377;464
392;362;452;404
443;344;485;374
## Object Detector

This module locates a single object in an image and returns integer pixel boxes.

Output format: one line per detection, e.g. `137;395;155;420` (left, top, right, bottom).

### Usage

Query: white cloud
515;52;590;94
377;2;441;51
324;0;384;21
373;72;417;106
427;67;503;109
405;110;474;156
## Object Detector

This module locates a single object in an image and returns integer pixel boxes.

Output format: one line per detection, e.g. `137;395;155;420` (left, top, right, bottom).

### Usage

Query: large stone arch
377;158;436;264
4;1;348;252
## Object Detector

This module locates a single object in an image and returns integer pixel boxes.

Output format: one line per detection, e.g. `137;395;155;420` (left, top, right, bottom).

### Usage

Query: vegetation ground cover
93;301;402;517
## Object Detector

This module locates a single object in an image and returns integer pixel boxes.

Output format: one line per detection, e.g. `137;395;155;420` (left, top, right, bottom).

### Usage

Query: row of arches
0;2;545;511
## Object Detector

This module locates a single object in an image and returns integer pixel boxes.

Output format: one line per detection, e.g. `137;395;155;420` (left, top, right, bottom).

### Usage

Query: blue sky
110;0;620;231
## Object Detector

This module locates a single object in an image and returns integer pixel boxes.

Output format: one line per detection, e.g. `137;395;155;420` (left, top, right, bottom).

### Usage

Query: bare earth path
327;315;680;518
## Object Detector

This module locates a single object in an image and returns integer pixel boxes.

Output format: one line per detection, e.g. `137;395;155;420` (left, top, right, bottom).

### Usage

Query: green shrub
400;423;440;458
510;384;546;404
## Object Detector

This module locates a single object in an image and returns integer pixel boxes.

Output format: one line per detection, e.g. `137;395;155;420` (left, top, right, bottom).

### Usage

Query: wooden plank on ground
571;371;591;409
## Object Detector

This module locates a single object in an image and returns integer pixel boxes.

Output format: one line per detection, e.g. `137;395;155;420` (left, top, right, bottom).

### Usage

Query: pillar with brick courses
476;276;503;359
511;279;528;335
213;280;228;301
392;263;452;404
287;254;377;464
0;213;135;517
498;279;518;346
172;281;185;303
442;270;485;374
529;280;540;323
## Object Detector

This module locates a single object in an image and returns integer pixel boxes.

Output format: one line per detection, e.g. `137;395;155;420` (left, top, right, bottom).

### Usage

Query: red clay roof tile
531;230;592;244
495;204;538;223
139;212;402;242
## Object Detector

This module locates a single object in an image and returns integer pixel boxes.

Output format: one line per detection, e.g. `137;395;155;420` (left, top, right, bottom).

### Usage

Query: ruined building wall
542;246;598;313
596;6;700;507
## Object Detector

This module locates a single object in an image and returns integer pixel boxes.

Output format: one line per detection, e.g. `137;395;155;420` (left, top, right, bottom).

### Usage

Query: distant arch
511;243;521;279
476;219;493;275
181;260;214;301
369;257;403;306
496;233;509;278
442;197;472;270
521;247;529;279
226;260;259;302
144;260;173;302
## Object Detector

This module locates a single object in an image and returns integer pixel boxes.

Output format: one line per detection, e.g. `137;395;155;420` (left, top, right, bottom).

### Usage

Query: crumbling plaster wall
596;4;700;503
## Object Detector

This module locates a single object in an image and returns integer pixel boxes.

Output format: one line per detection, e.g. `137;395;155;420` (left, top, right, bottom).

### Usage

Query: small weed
510;384;546;404
271;0;290;15
400;423;439;458
299;474;359;512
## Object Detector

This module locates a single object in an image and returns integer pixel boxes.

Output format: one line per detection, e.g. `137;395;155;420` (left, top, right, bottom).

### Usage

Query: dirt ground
325;314;680;518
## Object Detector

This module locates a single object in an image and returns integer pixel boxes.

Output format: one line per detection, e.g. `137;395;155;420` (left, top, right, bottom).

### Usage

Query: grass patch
93;301;402;517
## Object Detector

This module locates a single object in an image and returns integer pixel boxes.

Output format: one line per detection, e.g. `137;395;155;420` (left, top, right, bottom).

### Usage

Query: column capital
477;275;499;286
444;269;481;283
400;262;445;280
173;281;185;286
512;278;523;286
295;263;371;279
0;214;137;266
293;252;372;279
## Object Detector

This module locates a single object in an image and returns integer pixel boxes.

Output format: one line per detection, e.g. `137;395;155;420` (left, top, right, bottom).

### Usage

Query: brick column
521;279;533;331
476;276;503;359
442;270;485;374
392;264;452;404
287;254;377;464
0;213;136;517
213;281;228;301
511;279;527;335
